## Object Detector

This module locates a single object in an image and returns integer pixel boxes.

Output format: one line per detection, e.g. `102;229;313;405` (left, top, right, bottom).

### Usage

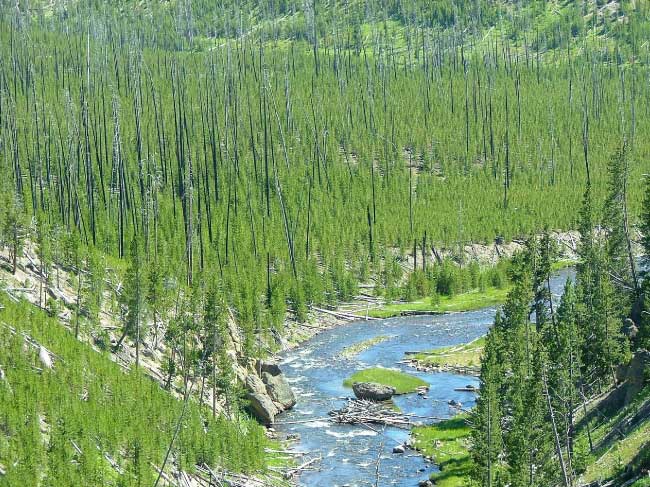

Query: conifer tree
1;195;28;275
602;144;639;308
472;316;506;486
576;183;627;389
146;260;168;349
546;280;582;479
639;175;650;347
34;218;52;307
115;238;147;369
203;279;228;417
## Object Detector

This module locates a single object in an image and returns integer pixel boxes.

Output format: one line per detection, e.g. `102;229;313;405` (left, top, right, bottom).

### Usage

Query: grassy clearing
551;259;578;271
365;287;510;319
339;335;390;358
580;418;650;484
411;415;473;487
578;387;650;485
413;337;485;369
342;367;428;394
363;261;575;320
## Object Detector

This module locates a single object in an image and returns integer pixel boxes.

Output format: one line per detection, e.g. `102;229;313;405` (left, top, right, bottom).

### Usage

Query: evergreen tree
472;317;506;486
203;279;228;417
115;238;147;369
34;218;52;308
1;196;28;275
474;242;578;487
546;280;582;479
146;260;168;349
640;175;650;347
576;183;628;388
602;144;638;309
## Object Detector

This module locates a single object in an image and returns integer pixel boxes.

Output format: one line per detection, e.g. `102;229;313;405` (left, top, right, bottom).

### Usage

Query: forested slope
2;0;650;347
1;0;650;485
0;294;274;485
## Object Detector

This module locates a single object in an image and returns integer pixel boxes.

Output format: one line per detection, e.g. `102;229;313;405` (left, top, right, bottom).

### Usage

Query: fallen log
283;456;320;479
310;306;379;321
329;399;414;428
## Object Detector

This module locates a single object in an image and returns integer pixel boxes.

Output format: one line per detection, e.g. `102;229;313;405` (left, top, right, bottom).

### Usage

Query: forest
0;0;649;485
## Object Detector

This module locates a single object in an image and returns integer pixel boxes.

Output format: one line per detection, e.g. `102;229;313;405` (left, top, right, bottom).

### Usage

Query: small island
343;367;428;394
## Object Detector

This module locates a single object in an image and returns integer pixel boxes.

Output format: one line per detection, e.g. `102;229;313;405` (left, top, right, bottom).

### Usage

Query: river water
276;268;574;487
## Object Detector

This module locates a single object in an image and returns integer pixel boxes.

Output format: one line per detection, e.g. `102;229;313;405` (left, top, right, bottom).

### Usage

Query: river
276;268;574;487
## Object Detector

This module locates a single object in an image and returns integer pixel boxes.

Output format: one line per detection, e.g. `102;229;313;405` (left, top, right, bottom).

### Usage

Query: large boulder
352;382;395;401
244;363;297;424
247;392;279;426
245;374;279;425
263;371;296;410
256;359;282;376
245;371;267;395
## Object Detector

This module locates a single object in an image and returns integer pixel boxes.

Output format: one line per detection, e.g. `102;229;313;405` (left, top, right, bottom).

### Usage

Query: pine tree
474;242;576;487
546;280;582;480
602;144;639;309
115;238;147;369
576;183;628;388
531;232;557;332
1;196;28;275
640;175;650;347
146;260;168;349
472;318;506;486
204;279;228;417
34;218;52;308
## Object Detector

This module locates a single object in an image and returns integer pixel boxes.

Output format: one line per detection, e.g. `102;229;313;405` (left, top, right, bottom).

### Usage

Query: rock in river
352;382;396;401
263;371;297;409
245;374;280;425
245;361;297;425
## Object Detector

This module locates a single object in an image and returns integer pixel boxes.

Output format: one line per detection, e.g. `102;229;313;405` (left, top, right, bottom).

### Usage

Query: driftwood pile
329;399;413;428
191;459;320;486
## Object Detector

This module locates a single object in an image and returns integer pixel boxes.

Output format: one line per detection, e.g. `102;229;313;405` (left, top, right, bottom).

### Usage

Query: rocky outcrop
352;382;395;401
624;349;650;405
244;360;296;425
218;312;296;425
602;349;650;415
262;371;296;409
245;374;280;425
257;360;282;376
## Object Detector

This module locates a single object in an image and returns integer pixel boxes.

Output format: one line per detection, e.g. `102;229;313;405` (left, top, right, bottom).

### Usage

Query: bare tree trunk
543;368;572;487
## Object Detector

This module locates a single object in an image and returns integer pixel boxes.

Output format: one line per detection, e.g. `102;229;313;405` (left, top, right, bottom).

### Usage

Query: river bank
273;268;573;486
278;232;583;354
404;336;486;375
272;265;575;486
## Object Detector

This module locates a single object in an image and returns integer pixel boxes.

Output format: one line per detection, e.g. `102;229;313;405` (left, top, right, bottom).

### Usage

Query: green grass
411;415;473;487
342;367;428;394
339;335;390;358
551;259;578;271
578;387;650;485
365;287;510;319
580;418;650;484
413;336;485;369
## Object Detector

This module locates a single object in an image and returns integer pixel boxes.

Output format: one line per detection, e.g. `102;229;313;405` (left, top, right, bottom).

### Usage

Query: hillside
1;0;650;485
0;295;277;485
15;0;650;55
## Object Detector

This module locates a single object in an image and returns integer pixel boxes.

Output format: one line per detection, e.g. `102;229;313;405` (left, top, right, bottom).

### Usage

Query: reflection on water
276;269;573;486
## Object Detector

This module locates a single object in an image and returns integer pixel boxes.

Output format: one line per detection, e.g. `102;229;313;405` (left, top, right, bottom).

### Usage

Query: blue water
276;269;574;486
